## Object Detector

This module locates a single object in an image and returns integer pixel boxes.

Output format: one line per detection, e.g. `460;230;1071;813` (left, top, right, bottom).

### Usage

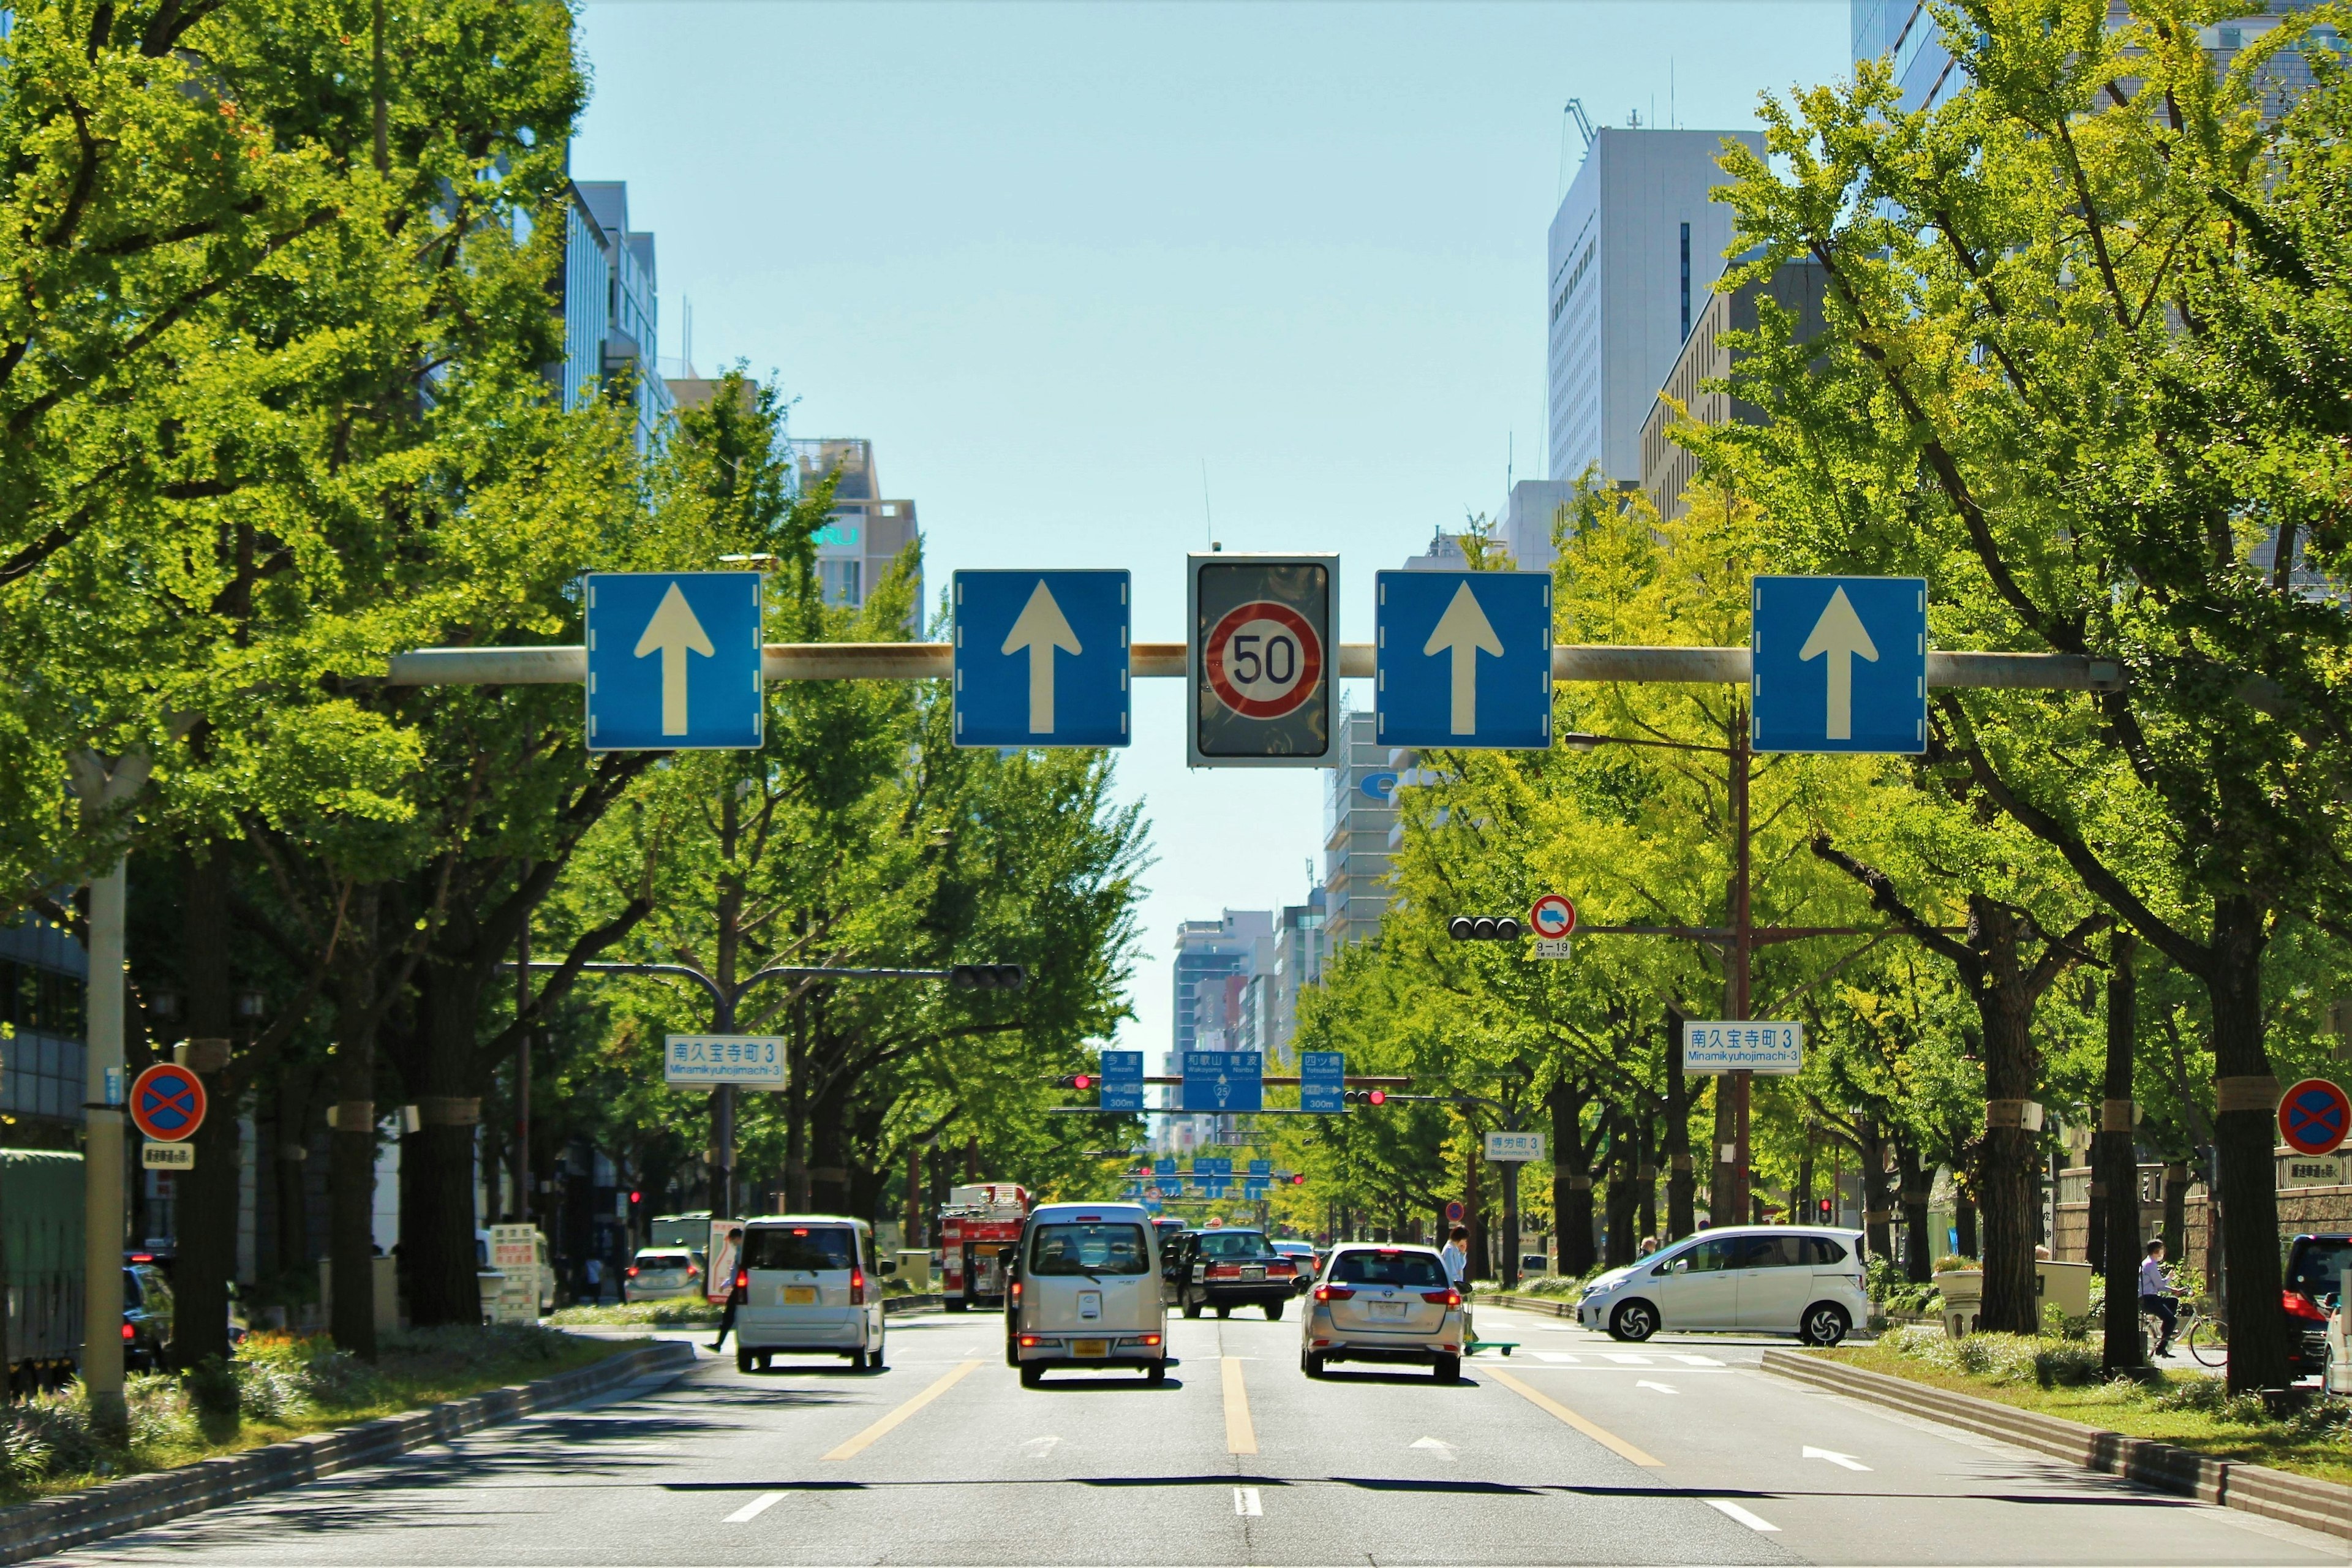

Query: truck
2;1150;84;1392
937;1183;1028;1311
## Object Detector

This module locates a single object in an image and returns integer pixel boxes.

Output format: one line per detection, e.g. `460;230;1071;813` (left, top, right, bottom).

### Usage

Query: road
54;1303;2350;1566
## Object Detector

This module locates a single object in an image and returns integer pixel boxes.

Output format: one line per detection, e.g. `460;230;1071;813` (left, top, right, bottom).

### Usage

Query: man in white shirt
2138;1239;2177;1357
1439;1226;1470;1289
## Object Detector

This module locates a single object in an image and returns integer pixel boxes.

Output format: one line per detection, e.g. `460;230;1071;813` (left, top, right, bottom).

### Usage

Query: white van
1574;1226;1870;1346
1006;1202;1167;1386
733;1215;892;1373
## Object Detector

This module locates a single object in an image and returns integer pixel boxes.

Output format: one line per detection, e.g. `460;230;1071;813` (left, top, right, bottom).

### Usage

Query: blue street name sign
1193;1156;1234;1177
1247;1159;1272;1178
586;572;764;752
1751;576;1928;755
1154;1158;1178;1180
953;571;1131;748
1374;571;1552;750
1099;1050;1144;1112
1182;1053;1263;1114
1300;1050;1346;1114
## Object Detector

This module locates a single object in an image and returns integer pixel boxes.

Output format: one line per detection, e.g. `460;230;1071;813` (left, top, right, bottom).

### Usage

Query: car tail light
1423;1289;1462;1307
1019;1335;1039;1347
735;1268;748;1291
687;1265;699;1278
1142;1333;1161;1346
850;1268;867;1305
1207;1264;1240;1280
1268;1261;1294;1276
625;1266;639;1278
121;1323;136;1340
2285;1289;2329;1322
1314;1284;1354;1302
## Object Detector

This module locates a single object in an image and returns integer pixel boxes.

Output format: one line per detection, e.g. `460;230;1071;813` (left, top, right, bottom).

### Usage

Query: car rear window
635;1252;692;1270
1330;1250;1446;1287
2288;1239;2351;1295
1194;1231;1270;1259
1028;1223;1151;1276
743;1227;859;1272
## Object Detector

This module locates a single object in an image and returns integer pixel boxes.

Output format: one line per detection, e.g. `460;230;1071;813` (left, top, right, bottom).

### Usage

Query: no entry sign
129;1063;208;1143
2278;1077;2350;1157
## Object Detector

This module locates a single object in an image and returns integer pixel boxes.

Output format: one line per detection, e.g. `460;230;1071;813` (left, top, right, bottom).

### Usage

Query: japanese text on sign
1681;1021;1804;1076
663;1035;789;1088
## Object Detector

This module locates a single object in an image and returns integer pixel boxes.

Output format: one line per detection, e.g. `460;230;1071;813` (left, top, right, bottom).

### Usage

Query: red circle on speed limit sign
1204;600;1323;719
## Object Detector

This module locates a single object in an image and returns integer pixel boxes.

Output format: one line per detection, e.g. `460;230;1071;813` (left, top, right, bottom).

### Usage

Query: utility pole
1727;707;1754;1224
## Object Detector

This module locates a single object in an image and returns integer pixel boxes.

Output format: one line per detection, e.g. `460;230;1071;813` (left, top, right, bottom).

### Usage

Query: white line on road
1634;1380;1679;1395
1706;1499;1781;1532
1602;1353;1653;1365
1409;1435;1458;1461
1234;1486;1263;1516
1535;1352;1583;1363
1803;1444;1872;1471
725;1492;783;1523
1668;1354;1725;1366
1020;1435;1062;1458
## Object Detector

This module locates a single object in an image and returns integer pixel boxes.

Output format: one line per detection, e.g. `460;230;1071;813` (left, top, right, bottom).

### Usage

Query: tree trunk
1972;902;2041;1336
1464;1144;1485;1281
1548;1080;1595;1273
1664;1009;1696;1241
1955;1196;1978;1259
1637;1114;1657;1245
1895;1140;1931;1283
273;1057;318;1295
1796;1133;1816;1227
329;890;382;1358
404;955;484;1327
172;843;239;1370
1856;1120;1894;1261
2160;1161;2187;1262
2203;899;2288;1392
2100;932;2143;1374
1603;1112;1637;1268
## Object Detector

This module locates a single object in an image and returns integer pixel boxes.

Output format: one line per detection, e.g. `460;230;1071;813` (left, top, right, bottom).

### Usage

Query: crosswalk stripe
1706;1499;1780;1532
1669;1354;1724;1366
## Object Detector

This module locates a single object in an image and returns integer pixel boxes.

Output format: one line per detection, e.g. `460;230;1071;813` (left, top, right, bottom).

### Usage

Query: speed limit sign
1189;553;1336;767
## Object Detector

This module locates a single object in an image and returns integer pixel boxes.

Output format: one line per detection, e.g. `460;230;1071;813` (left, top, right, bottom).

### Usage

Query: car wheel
1433;1354;1462;1382
1609;1300;1658;1343
1019;1362;1044;1387
736;1346;758;1374
1147;1362;1166;1385
1183;1300;1202;1319
1216;1305;1232;1320
1264;1300;1285;1322
1800;1302;1850;1347
1303;1351;1326;1378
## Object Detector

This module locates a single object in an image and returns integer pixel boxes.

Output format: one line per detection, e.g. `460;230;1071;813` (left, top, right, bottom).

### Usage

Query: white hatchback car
1301;1243;1467;1381
1577;1226;1869;1346
733;1216;891;1373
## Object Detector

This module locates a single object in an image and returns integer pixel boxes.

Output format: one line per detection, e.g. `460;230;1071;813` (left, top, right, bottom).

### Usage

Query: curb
883;1294;943;1317
1483;1293;1575;1318
1761;1348;2352;1543
0;1338;693;1564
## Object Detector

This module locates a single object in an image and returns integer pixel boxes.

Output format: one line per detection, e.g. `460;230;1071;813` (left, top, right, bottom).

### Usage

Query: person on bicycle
2138;1238;2178;1357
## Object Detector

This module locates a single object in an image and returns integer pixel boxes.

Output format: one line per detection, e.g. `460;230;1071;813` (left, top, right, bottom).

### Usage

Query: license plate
1370;1301;1408;1320
783;1286;817;1305
1073;1339;1110;1358
1242;1267;1264;1280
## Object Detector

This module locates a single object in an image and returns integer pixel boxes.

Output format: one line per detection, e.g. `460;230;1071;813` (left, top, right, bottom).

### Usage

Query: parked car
731;1216;892;1373
1179;1229;1300;1319
1575;1226;1868;1346
1007;1202;1167;1385
123;1261;173;1371
623;1248;705;1303
2282;1233;2351;1381
1270;1240;1318;1295
1153;1219;1188;1306
1302;1243;1465;1381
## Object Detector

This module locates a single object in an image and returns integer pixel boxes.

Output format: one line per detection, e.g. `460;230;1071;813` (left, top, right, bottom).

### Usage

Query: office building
1169;910;1272;1065
1500;479;1580;573
0;916;86;1131
1547;127;1764;489
1640;260;1830;520
558;180;675;454
791;439;924;632
1322;710;1399;949
1263;891;1327;1067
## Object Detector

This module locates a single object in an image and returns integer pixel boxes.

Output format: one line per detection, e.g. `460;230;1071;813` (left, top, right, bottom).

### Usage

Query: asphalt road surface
52;1303;2351;1566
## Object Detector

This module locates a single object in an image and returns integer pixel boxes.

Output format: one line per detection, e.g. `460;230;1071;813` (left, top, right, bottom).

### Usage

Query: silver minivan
733;1215;891;1373
1008;1202;1167;1386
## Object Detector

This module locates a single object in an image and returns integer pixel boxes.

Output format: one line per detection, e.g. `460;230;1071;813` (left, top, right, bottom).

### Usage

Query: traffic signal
1343;1088;1389;1107
1290;1172;1307;1186
628;1190;642;1208
1049;1072;1095;1091
1816;1197;1831;1219
951;963;1027;991
1447;916;1523;941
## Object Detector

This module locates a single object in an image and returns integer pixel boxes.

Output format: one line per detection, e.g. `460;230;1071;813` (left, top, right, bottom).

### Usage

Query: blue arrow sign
1374;571;1552;750
586;573;764;752
1182;1052;1263;1113
1300;1051;1346;1114
1247;1159;1272;1178
1244;1178;1269;1198
1752;576;1927;754
952;571;1131;748
1099;1050;1144;1112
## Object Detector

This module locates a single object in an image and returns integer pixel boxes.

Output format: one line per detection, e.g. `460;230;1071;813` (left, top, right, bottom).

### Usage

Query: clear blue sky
571;1;1849;1056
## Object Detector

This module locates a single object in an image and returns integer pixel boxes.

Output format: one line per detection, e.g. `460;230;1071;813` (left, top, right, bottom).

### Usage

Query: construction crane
1562;97;1596;151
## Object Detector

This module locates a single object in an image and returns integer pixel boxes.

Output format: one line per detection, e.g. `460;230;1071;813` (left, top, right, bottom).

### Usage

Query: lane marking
1706;1499;1781;1532
1485;1366;1662;1468
1020;1434;1062;1458
1803;1444;1871;1471
1221;1356;1258;1455
1669;1354;1724;1366
1602;1352;1653;1365
1535;1351;1583;1363
1409;1435;1458;1461
821;1359;982;1461
1233;1485;1262;1516
724;1491;783;1523
1634;1380;1679;1395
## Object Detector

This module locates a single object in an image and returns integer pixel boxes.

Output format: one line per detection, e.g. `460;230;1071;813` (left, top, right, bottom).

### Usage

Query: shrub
1878;1325;2103;1388
1934;1255;1975;1274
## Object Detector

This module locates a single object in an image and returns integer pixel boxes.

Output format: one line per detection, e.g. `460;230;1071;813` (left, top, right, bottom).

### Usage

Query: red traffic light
1366;1088;1386;1106
1074;1073;1093;1091
628;1190;641;1205
1291;1172;1306;1186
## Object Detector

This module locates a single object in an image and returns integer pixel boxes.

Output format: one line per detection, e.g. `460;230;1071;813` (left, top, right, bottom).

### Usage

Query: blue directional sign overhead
1300;1051;1345;1114
1374;571;1553;750
1182;1052;1264;1114
1099;1050;1145;1112
1247;1159;1272;1178
953;570;1130;748
1752;576;1927;755
585;572;764;752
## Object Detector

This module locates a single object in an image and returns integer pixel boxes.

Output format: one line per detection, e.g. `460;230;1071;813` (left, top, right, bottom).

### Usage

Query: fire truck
938;1183;1029;1311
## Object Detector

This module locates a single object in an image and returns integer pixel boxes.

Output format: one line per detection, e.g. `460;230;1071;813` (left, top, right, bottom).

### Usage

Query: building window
1679;222;1692;343
819;559;862;607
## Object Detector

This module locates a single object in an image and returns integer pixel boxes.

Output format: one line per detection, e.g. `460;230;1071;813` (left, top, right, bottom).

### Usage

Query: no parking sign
129;1063;207;1142
2278;1078;2350;1156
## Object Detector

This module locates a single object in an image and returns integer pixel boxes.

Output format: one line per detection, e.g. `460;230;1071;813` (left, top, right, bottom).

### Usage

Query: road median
0;1337;693;1564
1761;1347;2352;1543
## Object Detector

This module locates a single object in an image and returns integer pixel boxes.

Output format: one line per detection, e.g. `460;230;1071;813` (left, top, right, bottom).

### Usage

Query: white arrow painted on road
1635;1379;1679;1395
1409;1435;1458;1461
1803;1445;1872;1471
1797;586;1879;741
1020;1434;1062;1458
635;582;717;737
1424;581;1504;736
1003;580;1082;735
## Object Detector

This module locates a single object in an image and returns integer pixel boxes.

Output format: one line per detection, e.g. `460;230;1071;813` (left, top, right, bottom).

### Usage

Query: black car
1153;1219;1188;1305
1180;1229;1302;1320
123;1262;174;1371
2283;1233;2350;1379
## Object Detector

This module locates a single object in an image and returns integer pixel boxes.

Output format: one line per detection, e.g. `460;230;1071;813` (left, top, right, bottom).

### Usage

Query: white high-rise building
1546;128;1763;490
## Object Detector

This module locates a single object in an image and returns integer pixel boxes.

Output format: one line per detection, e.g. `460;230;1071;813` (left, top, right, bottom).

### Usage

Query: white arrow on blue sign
952;571;1130;748
585;573;765;752
1300;1051;1345;1114
1099;1050;1144;1112
1751;576;1927;754
1374;571;1553;749
1182;1053;1263;1113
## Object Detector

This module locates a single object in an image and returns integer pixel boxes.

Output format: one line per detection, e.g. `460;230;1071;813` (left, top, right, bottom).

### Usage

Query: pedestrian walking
1439;1226;1470;1289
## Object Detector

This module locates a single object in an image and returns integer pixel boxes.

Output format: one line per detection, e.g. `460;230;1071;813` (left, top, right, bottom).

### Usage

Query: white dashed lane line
1233;1486;1262;1516
725;1492;783;1523
1706;1499;1781;1532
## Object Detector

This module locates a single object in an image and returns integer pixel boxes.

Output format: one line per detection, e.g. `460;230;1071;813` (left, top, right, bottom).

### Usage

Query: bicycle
2141;1297;2227;1366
